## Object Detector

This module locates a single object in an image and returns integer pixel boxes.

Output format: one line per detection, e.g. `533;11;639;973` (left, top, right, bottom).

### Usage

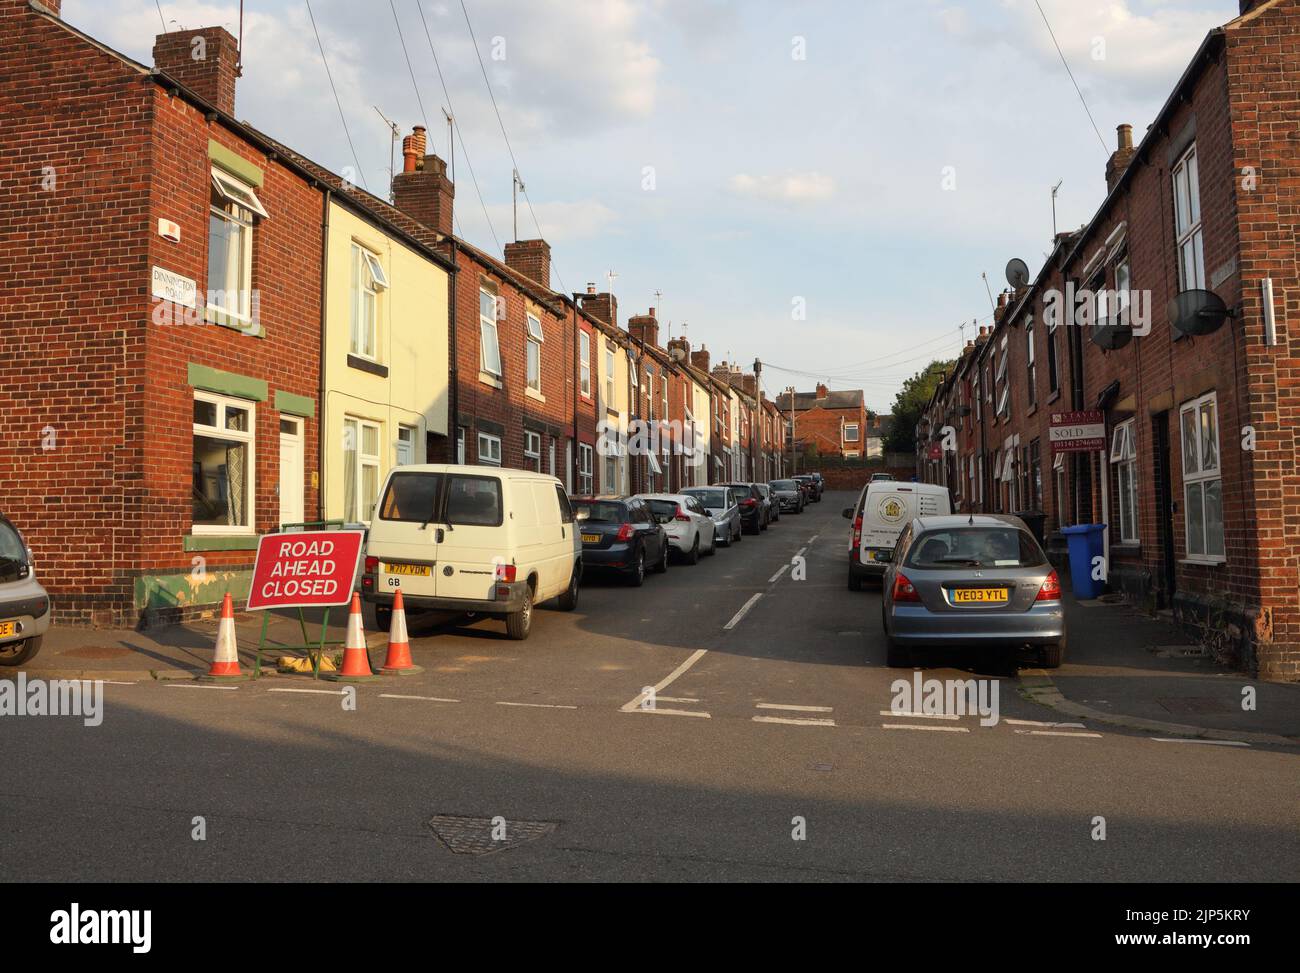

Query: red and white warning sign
246;530;365;611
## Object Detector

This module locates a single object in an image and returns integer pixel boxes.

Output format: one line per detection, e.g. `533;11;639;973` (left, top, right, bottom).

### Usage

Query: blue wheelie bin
1060;524;1107;599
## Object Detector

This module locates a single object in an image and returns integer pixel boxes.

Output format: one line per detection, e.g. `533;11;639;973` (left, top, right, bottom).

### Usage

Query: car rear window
685;489;727;510
646;499;679;519
905;527;1045;570
771;480;797;490
445;475;503;527
573;500;626;523
378;472;443;523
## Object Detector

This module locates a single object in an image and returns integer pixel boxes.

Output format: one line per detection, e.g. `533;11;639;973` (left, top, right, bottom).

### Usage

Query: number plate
953;588;1008;604
384;562;431;577
581;533;601;544
0;621;16;638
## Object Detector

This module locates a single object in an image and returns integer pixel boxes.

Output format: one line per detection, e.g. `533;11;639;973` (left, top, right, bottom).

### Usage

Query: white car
635;493;718;564
0;514;51;666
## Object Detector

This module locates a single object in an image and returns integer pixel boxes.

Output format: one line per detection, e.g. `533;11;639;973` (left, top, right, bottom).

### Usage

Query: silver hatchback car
880;514;1065;669
0;514;51;666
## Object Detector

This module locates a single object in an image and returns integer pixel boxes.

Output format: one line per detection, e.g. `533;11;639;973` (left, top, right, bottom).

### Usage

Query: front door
278;417;305;528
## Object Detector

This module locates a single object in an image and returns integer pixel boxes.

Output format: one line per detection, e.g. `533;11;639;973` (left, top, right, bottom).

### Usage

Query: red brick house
920;0;1300;680
778;384;870;459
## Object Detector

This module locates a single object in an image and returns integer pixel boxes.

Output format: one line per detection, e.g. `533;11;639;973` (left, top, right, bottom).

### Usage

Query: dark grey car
768;479;805;514
880;514;1066;670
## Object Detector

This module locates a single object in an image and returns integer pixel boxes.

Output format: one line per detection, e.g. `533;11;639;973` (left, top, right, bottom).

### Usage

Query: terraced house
919;0;1300;681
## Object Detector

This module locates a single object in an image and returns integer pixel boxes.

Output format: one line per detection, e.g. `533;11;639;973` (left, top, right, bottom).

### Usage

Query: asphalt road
3;491;1297;881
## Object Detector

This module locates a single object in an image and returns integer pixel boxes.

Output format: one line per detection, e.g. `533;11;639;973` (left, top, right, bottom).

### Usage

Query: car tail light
495;563;517;583
1036;570;1062;601
616;523;635;542
364;556;378;574
891;572;921;603
742;498;757;508
674;505;690;522
852;515;862;549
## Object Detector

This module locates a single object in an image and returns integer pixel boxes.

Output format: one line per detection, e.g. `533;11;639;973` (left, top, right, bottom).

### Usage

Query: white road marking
1005;719;1086;728
794;546;807;559
768;564;791;583
103;680;138;686
1152;738;1250;748
758;703;834;713
379;694;460;703
656;696;700;704
268;687;347;696
723;593;764;630
879;710;960;721
881;723;970;733
166;683;239;691
808;534;820;543
636;707;712;719
495;701;578;710
620;647;710;712
1015;730;1103;738
753;716;836;727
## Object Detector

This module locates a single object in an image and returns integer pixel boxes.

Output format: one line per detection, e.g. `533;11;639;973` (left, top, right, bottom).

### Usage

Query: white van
362;464;582;640
843;481;952;589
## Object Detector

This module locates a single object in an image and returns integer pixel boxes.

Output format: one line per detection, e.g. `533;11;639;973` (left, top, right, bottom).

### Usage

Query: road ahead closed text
246;531;364;611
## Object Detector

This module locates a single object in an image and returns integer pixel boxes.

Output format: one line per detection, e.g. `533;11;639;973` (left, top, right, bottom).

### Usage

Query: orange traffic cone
380;590;423;676
199;593;249;682
326;593;381;682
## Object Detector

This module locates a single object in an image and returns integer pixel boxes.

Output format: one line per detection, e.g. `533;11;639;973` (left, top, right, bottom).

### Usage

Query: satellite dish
669;346;686;362
1005;258;1031;289
1091;317;1133;351
1168;289;1234;337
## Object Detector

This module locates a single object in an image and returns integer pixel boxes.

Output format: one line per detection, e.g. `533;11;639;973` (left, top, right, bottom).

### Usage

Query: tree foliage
884;359;955;454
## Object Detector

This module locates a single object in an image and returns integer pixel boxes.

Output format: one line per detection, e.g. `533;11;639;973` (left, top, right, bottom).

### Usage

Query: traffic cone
199;592;249;682
380;590;423;676
326;593;381;682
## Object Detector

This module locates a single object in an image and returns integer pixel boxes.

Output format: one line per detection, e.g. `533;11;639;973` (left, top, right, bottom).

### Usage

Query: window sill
347;354;389;378
1047;389;1061;405
525;387;546;403
205;308;264;338
1180;556;1226;567
1026;404;1037;417
478;371;503;389
184;534;259;551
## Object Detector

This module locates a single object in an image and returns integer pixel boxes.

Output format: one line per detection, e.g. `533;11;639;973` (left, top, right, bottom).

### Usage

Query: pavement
3;491;1297;881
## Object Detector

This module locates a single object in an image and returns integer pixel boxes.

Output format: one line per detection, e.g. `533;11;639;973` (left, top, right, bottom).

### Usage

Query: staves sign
245;530;365;611
1050;410;1106;453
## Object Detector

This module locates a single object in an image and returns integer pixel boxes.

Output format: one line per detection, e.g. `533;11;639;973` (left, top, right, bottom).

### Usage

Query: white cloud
728;171;835;203
485;199;619;244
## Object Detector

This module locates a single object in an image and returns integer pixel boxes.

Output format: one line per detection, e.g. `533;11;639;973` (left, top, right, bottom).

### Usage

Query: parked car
636;493;717;564
870;473;896;482
571;495;670;586
0;514;51;666
809;472;825;494
361;464;581;641
682;486;742;547
793;474;821;502
755;483;779;523
720;482;768;533
844;480;952;590
879;514;1066;669
768;479;805;514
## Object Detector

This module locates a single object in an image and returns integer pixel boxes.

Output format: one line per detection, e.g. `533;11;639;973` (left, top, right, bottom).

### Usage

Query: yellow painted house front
322;200;450;525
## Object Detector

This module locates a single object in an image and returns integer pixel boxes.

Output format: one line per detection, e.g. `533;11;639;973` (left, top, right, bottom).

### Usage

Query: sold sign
246;530;364;611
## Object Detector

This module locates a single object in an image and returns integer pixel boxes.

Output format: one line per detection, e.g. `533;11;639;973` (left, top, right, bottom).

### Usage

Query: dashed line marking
103;680;138;686
267;687;347;696
1152;738;1250;748
637;707;712;719
166;683;239;691
768;564;791;583
723;593;763;630
621;647;709;713
1005;718;1085;728
656;696;700;704
808;534;820;543
753;716;836;727
881;723;970;733
495;701;578;710
879;710;960;721
794;546;808;559
379;694;461;703
758;703;834;713
1015;730;1103;738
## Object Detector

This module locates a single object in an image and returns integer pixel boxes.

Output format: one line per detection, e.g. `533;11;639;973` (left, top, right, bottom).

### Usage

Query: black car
571;496;669;586
719;482;767;533
768;479;806;514
793;474;821;503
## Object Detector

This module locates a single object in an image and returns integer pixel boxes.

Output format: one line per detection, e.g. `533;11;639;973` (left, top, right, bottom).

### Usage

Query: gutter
318;190;331;521
448;236;458;461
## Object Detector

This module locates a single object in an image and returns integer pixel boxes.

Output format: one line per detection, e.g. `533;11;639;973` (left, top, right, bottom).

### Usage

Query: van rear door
436;472;509;602
368;471;443;600
861;484;915;557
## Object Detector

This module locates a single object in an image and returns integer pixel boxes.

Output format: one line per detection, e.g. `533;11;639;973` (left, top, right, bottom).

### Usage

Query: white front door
278;417;305;528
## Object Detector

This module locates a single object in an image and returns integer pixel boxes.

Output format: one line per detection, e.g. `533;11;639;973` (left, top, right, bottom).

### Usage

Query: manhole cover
427;814;557;855
56;646;135;660
1158;697;1230;715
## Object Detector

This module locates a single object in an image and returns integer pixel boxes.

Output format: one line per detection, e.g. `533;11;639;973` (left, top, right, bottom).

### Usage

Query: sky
64;0;1236;413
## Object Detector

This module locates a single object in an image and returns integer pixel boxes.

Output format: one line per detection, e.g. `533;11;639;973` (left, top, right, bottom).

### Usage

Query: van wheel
505;588;533;640
557;565;581;611
365;604;392;632
0;635;43;667
848;571;863;592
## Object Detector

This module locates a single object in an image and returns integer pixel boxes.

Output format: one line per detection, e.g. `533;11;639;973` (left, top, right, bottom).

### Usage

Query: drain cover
427;814;557;855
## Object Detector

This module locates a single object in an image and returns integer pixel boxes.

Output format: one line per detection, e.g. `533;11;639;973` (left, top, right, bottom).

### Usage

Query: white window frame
579;331;591;397
525;311;544;392
524;430;542;472
207;168;259;323
844;423;859;443
662;374;669;421
605;344;615;406
192;391;256;535
578;443;594;494
1025;316;1037;406
1109;419;1138;544
1180;392;1224;561
480;286;502;377
1173;144;1205;292
1114;257;1132;326
350;243;386;360
477;432;502;466
343;416;382;524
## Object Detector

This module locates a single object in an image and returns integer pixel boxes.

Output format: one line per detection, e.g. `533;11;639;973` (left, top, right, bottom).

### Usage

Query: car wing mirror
841;507;853;519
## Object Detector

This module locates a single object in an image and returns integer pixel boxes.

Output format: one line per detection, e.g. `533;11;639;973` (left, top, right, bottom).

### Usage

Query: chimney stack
153;26;241;116
582;291;618;327
690;345;711;373
392;134;455;237
815;382;828;399
667;334;691;362
741;374;758;398
1105;123;1137;193
503;239;551;290
627;307;658;347
32;0;61;15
